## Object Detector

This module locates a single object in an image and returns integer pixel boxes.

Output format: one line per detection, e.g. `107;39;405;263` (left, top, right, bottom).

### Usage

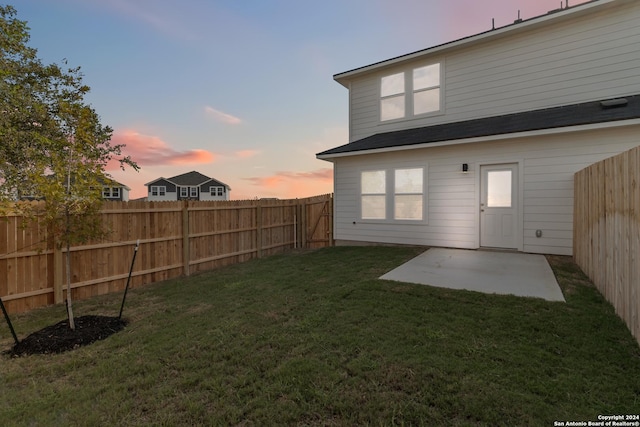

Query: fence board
575;146;640;347
1;194;333;314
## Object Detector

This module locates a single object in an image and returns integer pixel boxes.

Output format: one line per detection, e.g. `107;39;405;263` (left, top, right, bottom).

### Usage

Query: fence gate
305;196;333;248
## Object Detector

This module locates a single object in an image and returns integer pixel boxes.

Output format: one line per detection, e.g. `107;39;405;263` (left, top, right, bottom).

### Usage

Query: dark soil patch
5;315;127;357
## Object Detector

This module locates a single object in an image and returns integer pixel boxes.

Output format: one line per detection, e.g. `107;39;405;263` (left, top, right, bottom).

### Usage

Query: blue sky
14;0;587;199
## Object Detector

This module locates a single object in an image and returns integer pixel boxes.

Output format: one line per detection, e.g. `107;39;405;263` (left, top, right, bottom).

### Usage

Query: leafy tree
0;5;138;329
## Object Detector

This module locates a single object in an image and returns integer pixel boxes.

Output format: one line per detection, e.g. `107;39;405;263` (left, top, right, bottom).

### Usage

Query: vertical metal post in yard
182;201;190;276
0;297;19;346
256;203;263;258
118;240;140;320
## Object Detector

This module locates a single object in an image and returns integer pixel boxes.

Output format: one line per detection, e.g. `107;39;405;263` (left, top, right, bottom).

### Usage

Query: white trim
150;185;166;197
357;164;428;225
317;118;640;160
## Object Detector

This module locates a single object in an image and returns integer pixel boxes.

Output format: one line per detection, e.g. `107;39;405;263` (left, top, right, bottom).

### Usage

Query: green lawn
1;246;639;426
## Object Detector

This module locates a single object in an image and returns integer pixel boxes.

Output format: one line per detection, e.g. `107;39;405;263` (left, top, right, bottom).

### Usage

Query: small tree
0;5;138;329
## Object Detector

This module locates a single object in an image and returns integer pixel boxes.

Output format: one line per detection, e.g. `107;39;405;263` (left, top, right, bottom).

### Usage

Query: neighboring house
317;0;640;256
18;176;130;202
100;178;130;201
145;171;231;201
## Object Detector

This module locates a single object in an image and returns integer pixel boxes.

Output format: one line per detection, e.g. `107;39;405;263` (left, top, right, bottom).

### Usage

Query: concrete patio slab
380;248;565;302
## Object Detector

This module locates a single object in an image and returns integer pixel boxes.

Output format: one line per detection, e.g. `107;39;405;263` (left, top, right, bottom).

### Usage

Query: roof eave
333;0;618;87
316;118;640;160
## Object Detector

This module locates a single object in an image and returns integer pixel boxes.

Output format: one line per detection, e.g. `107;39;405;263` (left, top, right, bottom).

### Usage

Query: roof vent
600;98;628;109
514;10;522;24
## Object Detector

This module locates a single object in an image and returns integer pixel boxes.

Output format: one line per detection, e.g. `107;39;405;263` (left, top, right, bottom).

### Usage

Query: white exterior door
480;164;518;249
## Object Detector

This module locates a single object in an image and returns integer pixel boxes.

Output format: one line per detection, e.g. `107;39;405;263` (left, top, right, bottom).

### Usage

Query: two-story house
145;171;231;201
318;0;640;256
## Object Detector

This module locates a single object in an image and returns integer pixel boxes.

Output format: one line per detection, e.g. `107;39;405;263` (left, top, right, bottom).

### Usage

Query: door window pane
487;170;512;207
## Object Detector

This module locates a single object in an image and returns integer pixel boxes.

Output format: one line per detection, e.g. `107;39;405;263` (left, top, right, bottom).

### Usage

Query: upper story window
380;63;441;122
380;72;405;121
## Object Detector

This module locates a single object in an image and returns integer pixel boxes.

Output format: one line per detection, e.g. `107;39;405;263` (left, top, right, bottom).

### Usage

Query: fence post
328;194;334;247
296;202;302;249
256;203;263;258
182;201;190;276
300;201;308;249
53;240;64;304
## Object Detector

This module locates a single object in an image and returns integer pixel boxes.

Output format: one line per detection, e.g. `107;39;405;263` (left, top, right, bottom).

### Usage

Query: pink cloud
204;106;242;125
240;168;333;199
245;169;333;188
107;129;215;170
234;149;260;159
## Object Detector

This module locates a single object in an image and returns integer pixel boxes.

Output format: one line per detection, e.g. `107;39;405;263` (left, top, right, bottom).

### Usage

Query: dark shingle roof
317;95;640;158
168;171;212;186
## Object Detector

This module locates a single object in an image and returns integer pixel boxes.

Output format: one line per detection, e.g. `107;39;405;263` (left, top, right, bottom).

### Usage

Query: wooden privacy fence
0;194;333;314
574;145;639;346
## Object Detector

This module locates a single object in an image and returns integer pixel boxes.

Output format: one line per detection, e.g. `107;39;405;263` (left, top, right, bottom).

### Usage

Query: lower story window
394;168;423;220
361;170;386;220
103;187;121;199
151;186;166;196
360;167;425;221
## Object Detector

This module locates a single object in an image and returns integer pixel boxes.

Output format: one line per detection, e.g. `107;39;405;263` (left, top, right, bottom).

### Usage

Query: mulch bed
5;315;127;357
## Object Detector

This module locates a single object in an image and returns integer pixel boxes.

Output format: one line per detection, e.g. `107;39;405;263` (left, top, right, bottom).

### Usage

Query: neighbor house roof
169;171;213;186
101;177;130;190
317;94;640;158
145;171;231;189
44;174;130;190
334;0;622;87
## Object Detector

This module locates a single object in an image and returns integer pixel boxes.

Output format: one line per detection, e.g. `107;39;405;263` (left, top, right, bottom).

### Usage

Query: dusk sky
15;0;588;200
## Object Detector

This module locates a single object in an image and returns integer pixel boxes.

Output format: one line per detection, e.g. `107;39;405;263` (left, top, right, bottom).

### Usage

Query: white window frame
180;187;188;197
359;166;427;223
379;61;442;122
394;168;424;221
151;186;166;197
102;187;121;199
360;170;387;220
190;187;198;198
210;186;224;196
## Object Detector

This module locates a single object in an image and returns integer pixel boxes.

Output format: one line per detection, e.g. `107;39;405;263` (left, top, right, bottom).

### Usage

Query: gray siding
348;1;640;142
333;125;640;255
